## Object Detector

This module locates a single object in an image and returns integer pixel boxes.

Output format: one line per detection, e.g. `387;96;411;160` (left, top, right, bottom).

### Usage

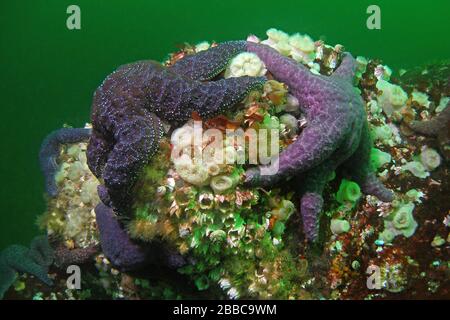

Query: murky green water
0;0;449;248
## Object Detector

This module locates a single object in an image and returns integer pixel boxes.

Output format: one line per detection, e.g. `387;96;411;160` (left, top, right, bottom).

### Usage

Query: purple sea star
244;42;393;241
87;41;265;215
409;103;449;160
53;244;99;268
39;128;92;197
95;203;186;271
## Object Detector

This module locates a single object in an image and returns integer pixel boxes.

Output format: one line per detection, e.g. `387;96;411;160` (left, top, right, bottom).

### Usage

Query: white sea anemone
402;161;430;179
262;28;289;47
224;52;267;78
210;175;235;194
411;90;431;109
289;33;316;63
420;146;441;171
376;80;408;117
195;41;210;52
173;154;210;186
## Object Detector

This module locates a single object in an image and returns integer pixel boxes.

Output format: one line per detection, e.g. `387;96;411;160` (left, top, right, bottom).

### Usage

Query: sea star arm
170;41;247;80
27;235;54;267
244;42;356;187
95;203;186;271
54;244;99;268
298;160;335;241
246;112;347;187
409;104;450;136
0;237;54;299
86;132;112;178
332;52;357;83
359;173;394;202
342;121;394;202
2;245;53;286
0;261;17;299
95;203;149;271
102;109;164;213
246;42;314;89
191;76;266;119
39;128;91;197
300;193;324;242
88;59;264;214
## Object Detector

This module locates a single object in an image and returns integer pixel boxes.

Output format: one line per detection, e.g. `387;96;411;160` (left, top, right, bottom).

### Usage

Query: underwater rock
29;28;449;300
398;61;450;103
38;139;100;249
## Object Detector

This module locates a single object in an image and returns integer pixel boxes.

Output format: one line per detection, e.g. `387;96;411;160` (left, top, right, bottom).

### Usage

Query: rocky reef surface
2;29;449;300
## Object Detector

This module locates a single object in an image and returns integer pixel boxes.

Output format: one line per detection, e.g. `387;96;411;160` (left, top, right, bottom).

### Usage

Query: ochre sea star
95;203;186;271
86;41;267;270
87;41;265;216
39;128;92;197
244;42;393;241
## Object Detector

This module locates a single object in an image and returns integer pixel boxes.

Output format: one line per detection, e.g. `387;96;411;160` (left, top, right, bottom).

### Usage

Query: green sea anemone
336;179;361;204
380;202;418;243
280;114;298;136
402;161;430;179
271;199;296;221
419;147;441;171
330;219;351;235
376;79;408;118
210;175;235;194
370;148;392;169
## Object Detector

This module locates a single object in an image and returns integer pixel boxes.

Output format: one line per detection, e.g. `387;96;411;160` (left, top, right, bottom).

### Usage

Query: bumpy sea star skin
95;203;148;271
410;103;449;136
39;128;92;197
0;236;54;299
87;41;265;215
95;203;186;271
27;235;54;268
170;41;248;81
244;42;393;241
410;104;450;160
53;244;99;268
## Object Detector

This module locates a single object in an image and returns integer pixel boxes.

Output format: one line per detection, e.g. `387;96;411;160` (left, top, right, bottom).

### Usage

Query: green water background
0;0;449;248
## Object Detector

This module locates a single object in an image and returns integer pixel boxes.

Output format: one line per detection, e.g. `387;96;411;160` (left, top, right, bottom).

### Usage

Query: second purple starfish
244;42;394;241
